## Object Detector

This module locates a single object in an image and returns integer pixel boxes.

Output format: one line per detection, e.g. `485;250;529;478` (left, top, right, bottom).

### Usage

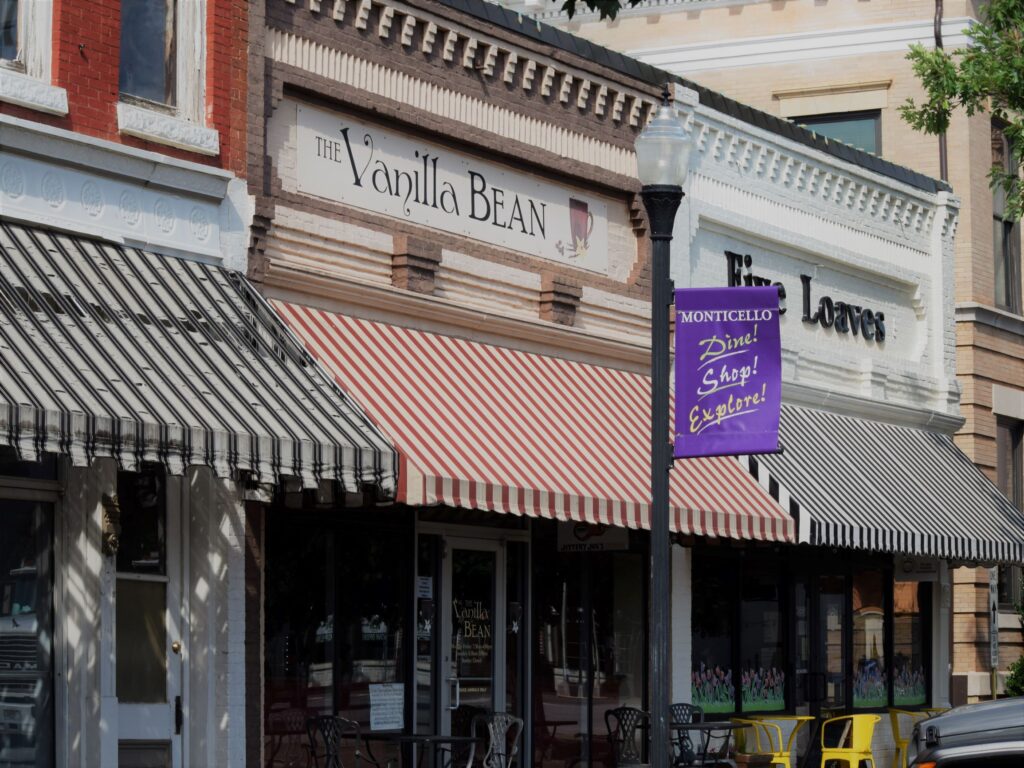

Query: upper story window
996;416;1023;609
1;0;21;66
115;0;218;155
993;123;1022;314
795;110;881;156
119;0;176;107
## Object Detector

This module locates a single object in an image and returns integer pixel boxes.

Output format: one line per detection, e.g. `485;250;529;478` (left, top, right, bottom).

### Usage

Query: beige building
505;0;1024;702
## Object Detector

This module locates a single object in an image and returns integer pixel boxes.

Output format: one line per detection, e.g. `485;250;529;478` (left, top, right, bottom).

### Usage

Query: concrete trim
956;301;1024;337
992;384;1024;421
0;113;231;198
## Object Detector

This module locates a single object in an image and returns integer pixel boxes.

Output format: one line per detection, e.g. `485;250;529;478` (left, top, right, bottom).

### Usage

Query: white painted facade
0;114;251;768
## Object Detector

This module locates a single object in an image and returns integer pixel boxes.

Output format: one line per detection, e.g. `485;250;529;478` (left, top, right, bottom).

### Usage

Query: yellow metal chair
730;716;813;768
819;714;880;768
888;709;927;768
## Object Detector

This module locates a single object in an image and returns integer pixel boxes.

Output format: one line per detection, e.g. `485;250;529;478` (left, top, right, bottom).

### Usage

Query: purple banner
674;287;781;458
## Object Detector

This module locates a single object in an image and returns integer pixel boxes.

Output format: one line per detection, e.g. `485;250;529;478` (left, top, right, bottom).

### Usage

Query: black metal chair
466;712;524;768
605;706;651;768
669;704;703;768
306;715;387;768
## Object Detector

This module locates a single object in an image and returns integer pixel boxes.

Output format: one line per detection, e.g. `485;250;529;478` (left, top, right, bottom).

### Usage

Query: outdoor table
671;721;743;767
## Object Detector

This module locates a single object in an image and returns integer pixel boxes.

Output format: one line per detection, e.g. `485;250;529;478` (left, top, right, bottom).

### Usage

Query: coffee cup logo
556;197;594;260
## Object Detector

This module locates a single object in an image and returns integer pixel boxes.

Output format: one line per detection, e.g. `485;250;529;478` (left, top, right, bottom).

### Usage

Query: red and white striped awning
275;302;795;543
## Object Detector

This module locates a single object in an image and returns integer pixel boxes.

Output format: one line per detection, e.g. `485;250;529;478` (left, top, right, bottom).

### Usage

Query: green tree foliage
558;0;641;19
899;0;1024;220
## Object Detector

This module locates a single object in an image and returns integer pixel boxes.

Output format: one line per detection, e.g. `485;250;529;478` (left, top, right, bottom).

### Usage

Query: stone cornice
783;381;964;435
955;302;1024;338
0;113;231;199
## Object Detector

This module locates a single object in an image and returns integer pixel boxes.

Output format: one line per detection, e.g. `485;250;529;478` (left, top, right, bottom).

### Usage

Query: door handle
175;695;183;735
447;677;461;710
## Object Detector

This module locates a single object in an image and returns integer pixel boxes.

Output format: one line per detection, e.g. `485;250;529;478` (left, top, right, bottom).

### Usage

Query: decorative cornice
267;21;945;243
0;67;68;116
955;302;1024;338
117;102;220;156
0;113;230;199
632;18;975;73
783;381;964;435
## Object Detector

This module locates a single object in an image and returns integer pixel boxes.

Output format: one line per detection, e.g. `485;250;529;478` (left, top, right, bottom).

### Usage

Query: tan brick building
508;0;1024;702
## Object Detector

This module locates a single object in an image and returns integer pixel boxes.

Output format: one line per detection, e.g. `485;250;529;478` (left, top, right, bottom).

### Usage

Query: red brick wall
0;0;247;176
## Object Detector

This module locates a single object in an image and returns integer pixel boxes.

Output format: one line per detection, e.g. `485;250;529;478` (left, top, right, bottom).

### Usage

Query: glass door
815;574;847;717
115;469;184;768
441;538;505;738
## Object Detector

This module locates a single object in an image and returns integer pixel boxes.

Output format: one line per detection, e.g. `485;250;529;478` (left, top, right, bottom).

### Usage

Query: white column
671;545;693;703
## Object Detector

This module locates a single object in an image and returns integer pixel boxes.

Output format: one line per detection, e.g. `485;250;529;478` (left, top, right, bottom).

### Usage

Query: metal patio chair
606;706;651;768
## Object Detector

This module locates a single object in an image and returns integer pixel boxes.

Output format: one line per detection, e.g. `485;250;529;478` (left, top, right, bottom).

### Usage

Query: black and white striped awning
742;404;1024;563
0;221;396;492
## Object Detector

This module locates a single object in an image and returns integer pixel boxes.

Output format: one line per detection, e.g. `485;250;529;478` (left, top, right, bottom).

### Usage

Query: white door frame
438;535;507;736
113;473;187;767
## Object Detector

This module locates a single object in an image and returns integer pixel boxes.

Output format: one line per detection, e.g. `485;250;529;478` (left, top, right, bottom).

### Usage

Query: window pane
693;552;737;714
798;112;879;155
996;218;1010;308
117;468;166;576
852;571;886;709
0;0;16;61
893;581;927;707
0;501;53;768
740;559;784;712
116;579;167;703
119;0;176;105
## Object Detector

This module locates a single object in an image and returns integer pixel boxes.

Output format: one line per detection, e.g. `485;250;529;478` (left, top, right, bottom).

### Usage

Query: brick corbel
392;234;442;294
540;271;583;326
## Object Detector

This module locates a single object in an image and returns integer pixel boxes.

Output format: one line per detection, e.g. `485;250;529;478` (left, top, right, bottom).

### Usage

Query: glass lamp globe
634;102;692;188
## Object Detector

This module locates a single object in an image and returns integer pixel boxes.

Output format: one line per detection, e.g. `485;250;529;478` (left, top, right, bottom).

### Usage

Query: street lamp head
634;98;692;189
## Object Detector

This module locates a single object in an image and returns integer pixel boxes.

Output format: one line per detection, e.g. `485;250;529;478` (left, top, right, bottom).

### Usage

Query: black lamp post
635;93;692;768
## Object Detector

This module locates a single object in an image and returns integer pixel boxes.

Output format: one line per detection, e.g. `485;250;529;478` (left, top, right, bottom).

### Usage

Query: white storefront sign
296;104;609;272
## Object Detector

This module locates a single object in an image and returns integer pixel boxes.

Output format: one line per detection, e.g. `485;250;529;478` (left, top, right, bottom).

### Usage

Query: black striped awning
742;404;1024;563
0;221;396;492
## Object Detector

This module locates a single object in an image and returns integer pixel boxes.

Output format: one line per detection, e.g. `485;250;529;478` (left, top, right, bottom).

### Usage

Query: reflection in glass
264;508;410;767
116;580;167;703
451;549;496;736
852;571;886;709
893;581;927;706
532;522;646;768
819;574;846;711
692;552;736;714
117;468;166;576
0;501;53;768
0;0;16;62
119;0;176;105
740;560;784;712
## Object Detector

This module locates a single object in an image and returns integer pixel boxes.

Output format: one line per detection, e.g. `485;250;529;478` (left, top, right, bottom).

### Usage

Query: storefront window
533;522;646;768
0;500;53;768
852;571;887;709
692;551;737;714
264;506;411;766
740;559;784;712
893;581;928;707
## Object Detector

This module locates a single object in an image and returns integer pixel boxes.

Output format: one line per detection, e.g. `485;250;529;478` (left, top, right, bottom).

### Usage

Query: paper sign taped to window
369;683;404;731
